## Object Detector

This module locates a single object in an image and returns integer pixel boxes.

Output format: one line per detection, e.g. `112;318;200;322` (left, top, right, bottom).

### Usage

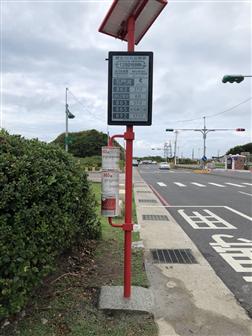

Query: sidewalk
133;169;252;336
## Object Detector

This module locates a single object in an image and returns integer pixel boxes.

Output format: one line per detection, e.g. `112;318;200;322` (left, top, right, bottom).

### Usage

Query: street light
65;88;75;152
166;129;178;165
222;75;252;83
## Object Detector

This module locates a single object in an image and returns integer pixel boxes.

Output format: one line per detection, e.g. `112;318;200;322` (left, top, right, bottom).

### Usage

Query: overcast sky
1;0;251;158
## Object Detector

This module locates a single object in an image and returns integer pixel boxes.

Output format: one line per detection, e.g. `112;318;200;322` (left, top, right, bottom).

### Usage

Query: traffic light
236;128;245;131
222;75;244;83
166;129;174;132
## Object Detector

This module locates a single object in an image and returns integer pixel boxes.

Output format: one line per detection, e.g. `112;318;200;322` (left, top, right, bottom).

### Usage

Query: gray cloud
2;0;251;158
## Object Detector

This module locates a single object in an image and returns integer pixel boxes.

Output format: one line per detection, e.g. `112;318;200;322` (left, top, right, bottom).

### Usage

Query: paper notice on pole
102;147;120;170
101;170;119;196
101;170;119;217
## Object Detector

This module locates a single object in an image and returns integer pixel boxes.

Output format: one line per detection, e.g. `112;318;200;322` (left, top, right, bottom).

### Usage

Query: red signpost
99;0;167;298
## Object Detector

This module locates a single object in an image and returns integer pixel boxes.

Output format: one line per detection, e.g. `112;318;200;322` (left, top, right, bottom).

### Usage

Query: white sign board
102;146;120;170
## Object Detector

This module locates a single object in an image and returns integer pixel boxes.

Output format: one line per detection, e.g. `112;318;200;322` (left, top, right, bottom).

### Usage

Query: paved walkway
133;168;252;336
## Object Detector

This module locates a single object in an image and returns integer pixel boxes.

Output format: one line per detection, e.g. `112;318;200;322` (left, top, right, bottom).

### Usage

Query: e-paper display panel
108;52;153;125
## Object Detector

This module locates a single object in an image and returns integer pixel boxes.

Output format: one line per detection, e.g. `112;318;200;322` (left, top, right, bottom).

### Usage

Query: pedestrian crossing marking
174;182;186;187
225;183;245;188
242;183;252;186
178;209;236;229
208;183;225;187
191;182;206;187
157;182;167;187
155;181;250;189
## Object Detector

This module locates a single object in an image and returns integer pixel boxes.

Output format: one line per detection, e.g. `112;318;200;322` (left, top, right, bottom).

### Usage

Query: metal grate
136;191;151;193
151;249;197;264
142;214;169;221
139;199;157;203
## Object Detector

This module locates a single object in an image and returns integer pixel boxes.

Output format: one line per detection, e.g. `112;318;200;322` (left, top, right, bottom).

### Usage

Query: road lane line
174;182;186;187
239;191;252;197
191;182;206;187
157;182;167;187
225;182;245;188
208;183;225;187
242;183;252;186
225;206;252;222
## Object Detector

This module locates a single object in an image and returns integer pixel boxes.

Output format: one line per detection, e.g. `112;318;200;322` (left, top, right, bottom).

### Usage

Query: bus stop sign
108;51;153;126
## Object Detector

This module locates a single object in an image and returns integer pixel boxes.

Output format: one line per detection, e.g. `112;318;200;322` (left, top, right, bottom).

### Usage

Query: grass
1;182;157;336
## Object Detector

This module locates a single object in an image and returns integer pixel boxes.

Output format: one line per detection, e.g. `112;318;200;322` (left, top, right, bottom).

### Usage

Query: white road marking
191;182;206;187
178;209;236;229
225;182;245;188
208;182;225;187
174;182;186;187
157;182;167;187
224;206;252;222
239;191;252;197
210;235;252;282
243;276;252;282
242;183;252;186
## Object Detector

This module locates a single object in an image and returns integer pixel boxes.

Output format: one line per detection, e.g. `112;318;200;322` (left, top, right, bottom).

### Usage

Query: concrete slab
99;286;154;313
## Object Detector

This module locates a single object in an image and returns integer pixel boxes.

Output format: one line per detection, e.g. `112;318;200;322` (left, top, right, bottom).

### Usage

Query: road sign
202;155;207;162
108;51;153;125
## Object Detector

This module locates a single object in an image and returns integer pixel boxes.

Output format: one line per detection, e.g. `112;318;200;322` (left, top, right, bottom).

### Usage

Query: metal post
203;116;206;159
174;130;178;165
122;15;135;299
65;88;68;152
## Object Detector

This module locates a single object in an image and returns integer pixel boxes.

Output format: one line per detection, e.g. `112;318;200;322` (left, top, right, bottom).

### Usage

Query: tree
226;142;252;155
52;129;124;158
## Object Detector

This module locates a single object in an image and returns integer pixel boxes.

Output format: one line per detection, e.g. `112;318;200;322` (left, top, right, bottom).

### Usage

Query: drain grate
142;214;169;221
151;249;197;264
136;191;151;193
139;199;157;203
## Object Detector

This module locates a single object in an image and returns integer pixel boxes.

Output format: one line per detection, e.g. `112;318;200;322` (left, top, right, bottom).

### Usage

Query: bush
0;131;101;318
77;156;102;169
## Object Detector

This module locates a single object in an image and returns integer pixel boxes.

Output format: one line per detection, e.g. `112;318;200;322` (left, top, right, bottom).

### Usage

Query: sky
1;0;251;159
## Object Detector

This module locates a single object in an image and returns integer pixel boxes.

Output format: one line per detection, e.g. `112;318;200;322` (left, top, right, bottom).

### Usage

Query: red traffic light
236;128;245;131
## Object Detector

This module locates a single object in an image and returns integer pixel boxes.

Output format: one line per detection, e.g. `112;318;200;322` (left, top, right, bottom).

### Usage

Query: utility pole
203;116;206;159
152;141;172;161
65;88;69;152
174;130;178;165
65;88;75;152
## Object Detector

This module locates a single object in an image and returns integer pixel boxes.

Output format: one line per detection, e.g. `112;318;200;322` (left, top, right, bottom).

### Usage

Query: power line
172;96;252;123
67;89;105;123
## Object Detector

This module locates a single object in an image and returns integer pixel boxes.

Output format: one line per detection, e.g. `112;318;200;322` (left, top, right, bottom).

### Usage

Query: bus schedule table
108;51;153;126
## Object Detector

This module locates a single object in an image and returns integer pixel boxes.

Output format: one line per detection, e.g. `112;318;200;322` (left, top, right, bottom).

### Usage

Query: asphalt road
137;164;252;316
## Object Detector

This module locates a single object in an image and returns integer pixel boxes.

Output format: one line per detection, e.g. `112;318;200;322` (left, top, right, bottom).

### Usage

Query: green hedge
0;131;101;318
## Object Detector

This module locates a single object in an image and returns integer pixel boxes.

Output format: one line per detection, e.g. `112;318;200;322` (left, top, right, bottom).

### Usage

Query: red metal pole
123;15;135;298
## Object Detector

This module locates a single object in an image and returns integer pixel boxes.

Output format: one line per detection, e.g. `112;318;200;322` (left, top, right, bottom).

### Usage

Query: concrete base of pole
99;286;154;313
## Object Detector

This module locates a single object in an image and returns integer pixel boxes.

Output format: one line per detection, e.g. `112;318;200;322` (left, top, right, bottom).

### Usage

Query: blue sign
202;155;207;162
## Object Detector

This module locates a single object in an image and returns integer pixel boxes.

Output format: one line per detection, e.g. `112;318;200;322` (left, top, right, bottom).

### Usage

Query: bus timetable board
108;51;153;125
